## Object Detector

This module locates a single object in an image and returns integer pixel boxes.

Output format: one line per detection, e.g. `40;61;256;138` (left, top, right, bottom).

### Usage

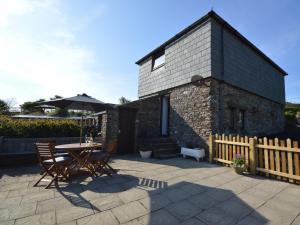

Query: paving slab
216;197;253;219
254;204;297;225
139;193;171;212
162;186;191;202
187;192;217;210
56;205;94;224
14;211;56;225
165;200;202;221
8;202;37;220
77;210;119;225
21;191;55;204
138;209;180;225
118;188;149;203
196;207;237;225
36;196;73;214
292;215;300;225
179;217;207;225
112;201;148;224
90;194;124;212
0;196;22;209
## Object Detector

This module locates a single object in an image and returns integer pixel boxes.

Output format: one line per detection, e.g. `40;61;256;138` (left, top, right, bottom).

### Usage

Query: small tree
0;99;9;114
49;108;69;117
21;99;45;114
119;96;131;105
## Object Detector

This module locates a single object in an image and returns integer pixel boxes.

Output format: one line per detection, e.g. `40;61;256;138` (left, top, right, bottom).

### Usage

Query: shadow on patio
1;157;299;225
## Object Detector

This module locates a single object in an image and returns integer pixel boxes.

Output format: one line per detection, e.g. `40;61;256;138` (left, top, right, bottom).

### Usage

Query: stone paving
0;156;300;225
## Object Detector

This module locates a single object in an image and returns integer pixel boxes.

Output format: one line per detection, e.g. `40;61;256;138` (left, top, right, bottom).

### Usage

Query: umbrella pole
80;114;83;145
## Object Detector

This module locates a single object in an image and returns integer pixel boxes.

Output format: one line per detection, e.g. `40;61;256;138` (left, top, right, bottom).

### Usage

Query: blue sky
0;0;299;106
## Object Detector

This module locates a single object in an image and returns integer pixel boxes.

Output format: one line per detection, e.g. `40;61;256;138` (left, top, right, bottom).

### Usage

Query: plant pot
139;151;152;158
181;147;205;161
232;165;245;174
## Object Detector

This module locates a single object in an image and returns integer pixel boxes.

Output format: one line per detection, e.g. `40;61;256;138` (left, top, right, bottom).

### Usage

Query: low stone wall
0;137;80;154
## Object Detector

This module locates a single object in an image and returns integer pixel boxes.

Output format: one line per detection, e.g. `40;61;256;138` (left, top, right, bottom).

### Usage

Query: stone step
141;137;174;144
138;137;180;159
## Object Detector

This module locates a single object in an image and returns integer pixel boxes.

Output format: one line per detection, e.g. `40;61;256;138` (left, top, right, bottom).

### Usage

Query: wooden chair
34;142;71;188
91;140;118;176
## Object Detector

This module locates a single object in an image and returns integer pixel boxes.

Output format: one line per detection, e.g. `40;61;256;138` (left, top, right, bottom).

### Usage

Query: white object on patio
181;147;205;162
139;151;152;158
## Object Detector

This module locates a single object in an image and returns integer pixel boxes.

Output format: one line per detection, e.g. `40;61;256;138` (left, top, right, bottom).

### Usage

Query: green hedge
0;115;80;138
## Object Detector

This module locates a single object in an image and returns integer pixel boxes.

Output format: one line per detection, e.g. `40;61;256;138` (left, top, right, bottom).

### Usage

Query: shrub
0;115;80;138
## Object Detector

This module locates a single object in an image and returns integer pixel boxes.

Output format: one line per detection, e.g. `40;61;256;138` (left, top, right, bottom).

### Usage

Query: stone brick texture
169;80;214;149
138;21;212;98
101;108;119;147
126;97;161;150
131;78;284;151
211;80;285;136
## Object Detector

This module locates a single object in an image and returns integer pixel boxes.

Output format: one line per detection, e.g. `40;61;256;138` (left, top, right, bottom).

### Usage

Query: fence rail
209;134;300;183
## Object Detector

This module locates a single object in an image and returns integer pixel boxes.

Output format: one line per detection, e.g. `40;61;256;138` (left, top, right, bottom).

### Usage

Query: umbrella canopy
39;94;115;144
40;94;114;112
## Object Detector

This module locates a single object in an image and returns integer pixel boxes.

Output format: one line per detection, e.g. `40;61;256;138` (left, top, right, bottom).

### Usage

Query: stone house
102;11;287;156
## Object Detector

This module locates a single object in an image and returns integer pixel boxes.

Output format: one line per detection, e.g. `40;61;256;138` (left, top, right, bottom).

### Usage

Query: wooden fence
209;134;300;183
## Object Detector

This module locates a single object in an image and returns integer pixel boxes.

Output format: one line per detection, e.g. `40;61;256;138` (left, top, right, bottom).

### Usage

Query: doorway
117;108;137;154
161;95;170;136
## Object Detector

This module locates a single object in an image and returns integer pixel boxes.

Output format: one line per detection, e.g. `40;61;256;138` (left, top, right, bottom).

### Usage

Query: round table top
55;142;102;150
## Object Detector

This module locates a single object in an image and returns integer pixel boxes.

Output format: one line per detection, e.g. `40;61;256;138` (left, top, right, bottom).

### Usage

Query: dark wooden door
117;108;137;154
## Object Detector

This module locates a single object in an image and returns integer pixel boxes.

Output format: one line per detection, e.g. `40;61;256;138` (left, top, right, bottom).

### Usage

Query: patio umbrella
40;94;114;144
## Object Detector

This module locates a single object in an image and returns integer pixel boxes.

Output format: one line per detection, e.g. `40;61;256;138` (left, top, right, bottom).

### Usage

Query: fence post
209;134;214;163
249;137;257;175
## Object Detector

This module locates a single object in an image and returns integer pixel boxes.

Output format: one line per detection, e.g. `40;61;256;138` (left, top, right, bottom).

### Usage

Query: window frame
239;109;245;130
152;50;165;71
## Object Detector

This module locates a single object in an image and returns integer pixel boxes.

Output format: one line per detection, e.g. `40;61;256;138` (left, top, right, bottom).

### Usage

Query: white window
152;51;165;70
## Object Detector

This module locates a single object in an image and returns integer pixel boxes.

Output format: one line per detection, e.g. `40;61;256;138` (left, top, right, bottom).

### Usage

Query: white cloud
0;0;128;106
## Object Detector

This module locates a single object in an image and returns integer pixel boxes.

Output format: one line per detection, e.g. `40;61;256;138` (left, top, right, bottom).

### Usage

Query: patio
0;156;299;225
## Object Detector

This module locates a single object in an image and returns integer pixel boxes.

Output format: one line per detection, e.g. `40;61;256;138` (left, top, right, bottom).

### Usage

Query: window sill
152;63;165;72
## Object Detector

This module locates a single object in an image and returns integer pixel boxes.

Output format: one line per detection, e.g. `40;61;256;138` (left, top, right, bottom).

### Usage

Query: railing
209;134;300;183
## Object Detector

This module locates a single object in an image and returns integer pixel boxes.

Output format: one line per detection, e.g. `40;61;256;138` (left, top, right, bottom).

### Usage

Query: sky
0;0;300;107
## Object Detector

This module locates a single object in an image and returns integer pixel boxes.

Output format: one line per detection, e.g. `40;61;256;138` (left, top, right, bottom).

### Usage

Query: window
229;107;235;129
239;109;245;130
152;50;165;71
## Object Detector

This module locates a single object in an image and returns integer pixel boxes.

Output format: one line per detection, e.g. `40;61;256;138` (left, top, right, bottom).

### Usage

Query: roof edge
135;10;287;76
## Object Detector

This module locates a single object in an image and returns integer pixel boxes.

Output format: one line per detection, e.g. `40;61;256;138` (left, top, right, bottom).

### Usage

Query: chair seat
43;156;71;164
91;151;107;160
54;152;69;157
93;149;102;153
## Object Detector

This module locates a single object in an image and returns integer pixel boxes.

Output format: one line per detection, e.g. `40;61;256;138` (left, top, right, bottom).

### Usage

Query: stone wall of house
130;78;284;153
126;96;161;140
101;108;119;147
211;80;285;136
169;80;214;149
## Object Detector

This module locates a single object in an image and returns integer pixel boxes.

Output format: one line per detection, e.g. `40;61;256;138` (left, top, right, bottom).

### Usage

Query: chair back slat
35;142;55;162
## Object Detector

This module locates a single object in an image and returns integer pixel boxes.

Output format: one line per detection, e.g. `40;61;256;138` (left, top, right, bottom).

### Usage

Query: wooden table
55;143;102;175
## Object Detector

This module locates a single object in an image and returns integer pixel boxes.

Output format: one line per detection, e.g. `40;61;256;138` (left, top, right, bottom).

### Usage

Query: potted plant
139;145;152;159
232;154;245;174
